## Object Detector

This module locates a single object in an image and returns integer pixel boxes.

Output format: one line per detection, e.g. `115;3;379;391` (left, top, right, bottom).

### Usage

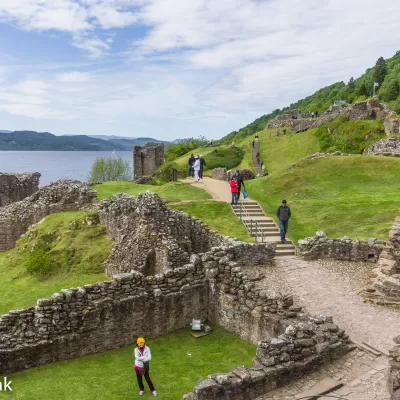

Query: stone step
251;232;280;238
276;244;295;249
275;249;297;256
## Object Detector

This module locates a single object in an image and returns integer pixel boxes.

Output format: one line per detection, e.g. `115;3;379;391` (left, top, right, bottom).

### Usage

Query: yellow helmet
137;337;145;344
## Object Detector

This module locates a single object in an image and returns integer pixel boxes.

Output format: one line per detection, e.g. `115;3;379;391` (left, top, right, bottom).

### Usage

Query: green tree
374;57;387;85
381;78;400;101
89;156;132;182
348;77;355;89
358;83;368;96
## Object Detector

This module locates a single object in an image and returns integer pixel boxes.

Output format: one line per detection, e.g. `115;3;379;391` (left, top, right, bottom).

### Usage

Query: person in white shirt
193;155;201;181
134;337;158;396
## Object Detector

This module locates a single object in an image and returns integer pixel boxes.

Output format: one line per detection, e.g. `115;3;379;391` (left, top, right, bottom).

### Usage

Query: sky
0;1;400;141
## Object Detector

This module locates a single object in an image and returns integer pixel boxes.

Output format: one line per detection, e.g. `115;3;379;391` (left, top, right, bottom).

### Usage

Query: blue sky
1;0;400;141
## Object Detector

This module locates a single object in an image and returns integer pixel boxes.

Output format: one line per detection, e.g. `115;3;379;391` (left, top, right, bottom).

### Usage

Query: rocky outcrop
212;168;228;181
298;231;385;261
368;138;400;157
0;172;40;207
0;180;97;251
184;316;354;400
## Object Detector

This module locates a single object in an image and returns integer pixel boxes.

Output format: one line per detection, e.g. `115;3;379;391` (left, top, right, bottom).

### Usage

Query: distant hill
0;131;170;151
220;50;400;143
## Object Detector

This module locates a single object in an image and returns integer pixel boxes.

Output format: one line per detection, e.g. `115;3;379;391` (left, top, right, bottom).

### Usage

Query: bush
206;147;244;170
88;156;132;182
25;247;55;277
154;161;187;183
165;137;208;162
315;117;386;154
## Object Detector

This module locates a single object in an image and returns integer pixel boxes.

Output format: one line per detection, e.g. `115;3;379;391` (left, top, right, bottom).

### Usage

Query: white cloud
56;72;92;83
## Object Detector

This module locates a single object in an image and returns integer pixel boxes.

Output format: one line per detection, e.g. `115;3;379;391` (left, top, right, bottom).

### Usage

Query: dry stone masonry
0;179;97;251
184;316;354;400
388;336;400;400
211;168;255;181
367;217;400;305
298;231;385;261
133;142;164;178
0;172;40;207
368;138;400;157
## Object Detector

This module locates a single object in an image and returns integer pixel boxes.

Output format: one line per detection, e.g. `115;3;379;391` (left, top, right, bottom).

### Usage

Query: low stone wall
0;172;40;207
298;231;385;261
368;138;400;157
0;180;97;251
184;316;354;400
366;217;400;305
0;265;207;374
385;111;400;136
212;168;228;181
388;337;400;399
301;152;361;160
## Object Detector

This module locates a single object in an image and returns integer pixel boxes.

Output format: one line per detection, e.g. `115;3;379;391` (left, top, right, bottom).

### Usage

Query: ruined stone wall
0;266;207;374
366;217;400;305
388;337;400;399
385;112;400;136
184;316;354;400
133;142;164;177
298;231;385;261
212;168;228;181
368;138;400;157
0;180;97;251
0;172;40;207
97;192;225;276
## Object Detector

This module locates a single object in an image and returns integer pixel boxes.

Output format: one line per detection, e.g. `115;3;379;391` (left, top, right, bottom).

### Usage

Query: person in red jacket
230;175;239;205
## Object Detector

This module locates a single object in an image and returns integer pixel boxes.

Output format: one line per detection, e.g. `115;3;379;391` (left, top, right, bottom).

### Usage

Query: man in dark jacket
199;155;206;179
188;154;195;177
236;170;245;199
276;200;291;243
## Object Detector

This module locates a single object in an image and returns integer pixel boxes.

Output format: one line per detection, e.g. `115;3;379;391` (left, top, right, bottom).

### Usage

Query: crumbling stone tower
133;142;164;178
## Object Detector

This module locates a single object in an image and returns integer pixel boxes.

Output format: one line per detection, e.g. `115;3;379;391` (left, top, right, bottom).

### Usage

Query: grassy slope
0;212;112;315
247;156;400;242
236;127;320;174
169;201;254;242
94;181;212;202
6;326;256;400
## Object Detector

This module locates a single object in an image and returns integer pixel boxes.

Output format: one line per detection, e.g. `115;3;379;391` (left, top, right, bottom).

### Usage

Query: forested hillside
221;50;400;143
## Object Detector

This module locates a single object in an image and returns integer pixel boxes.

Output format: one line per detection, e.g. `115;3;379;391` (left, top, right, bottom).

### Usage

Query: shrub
205;146;244;170
315;117;386;154
88;156;132;182
154;161;187;183
165;137;208;162
25;247;55;277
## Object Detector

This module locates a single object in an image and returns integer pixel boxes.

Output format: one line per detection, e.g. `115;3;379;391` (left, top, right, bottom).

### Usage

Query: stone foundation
0;172;40;207
0;180;97;251
368;138;400;157
366;217;400;305
298;231;385;261
184;316;354;400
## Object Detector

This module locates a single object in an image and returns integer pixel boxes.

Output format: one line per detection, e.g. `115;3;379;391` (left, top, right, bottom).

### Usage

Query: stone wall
368;138;400;157
0;180;97;251
366;217;400;305
184;316;354;400
298;231;385;261
388;337;400;399
0;172;40;207
133;142;164;177
385;112;400;136
212;168;228;181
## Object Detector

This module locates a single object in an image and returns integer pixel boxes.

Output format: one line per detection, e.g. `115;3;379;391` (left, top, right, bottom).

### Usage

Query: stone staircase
232;201;296;258
252;142;263;176
294;119;314;133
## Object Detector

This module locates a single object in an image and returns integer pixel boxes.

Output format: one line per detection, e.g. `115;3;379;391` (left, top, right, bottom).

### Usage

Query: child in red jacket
230;176;239;205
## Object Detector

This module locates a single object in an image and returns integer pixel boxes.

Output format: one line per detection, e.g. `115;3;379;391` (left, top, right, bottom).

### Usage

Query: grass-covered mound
169;201;254;242
315;116;386;154
7;326;256;400
205;146;244;170
0;211;112;315
237;127;320;174
94;181;212;202
246;156;400;242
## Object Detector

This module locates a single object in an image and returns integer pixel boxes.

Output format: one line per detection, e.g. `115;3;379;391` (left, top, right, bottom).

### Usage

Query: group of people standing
229;170;245;205
188;154;206;182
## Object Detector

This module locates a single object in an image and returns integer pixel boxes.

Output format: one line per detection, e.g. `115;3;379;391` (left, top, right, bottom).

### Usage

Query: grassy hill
246;156;400;242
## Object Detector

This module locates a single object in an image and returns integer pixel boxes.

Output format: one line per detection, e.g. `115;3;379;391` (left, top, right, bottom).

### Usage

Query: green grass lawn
247;156;400;242
237;127;320;174
5;326;256;400
94;181;212;202
0;212;111;315
169;201;254;242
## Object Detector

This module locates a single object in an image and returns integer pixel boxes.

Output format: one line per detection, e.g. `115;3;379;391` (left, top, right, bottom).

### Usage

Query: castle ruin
0;172;40;207
133;142;164;178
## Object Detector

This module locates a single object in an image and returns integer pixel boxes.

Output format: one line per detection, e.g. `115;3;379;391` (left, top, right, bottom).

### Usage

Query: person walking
236;170;245;199
193;155;201;181
276;200;291;243
230;175;239;205
248;141;251;149
188;154;195;177
199;155;206;179
256;151;260;164
134;337;158;397
252;141;255;148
